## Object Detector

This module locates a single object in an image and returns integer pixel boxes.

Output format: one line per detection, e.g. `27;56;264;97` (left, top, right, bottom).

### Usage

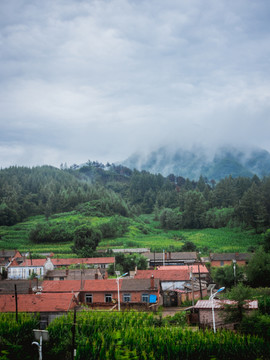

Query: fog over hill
122;145;270;181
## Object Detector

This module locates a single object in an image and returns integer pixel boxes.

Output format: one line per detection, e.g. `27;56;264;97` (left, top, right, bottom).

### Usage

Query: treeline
1;163;270;233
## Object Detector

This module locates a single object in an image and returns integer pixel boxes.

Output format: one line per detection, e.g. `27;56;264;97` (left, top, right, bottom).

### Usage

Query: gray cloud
1;0;270;168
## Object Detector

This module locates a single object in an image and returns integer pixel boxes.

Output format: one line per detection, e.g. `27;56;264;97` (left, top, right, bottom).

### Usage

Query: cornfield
0;313;39;360
1;311;269;359
46;310;270;360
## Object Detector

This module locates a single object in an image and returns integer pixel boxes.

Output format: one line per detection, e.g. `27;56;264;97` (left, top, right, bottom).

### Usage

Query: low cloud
1;0;270;168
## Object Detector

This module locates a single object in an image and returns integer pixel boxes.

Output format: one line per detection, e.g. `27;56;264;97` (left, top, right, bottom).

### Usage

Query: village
0;249;256;331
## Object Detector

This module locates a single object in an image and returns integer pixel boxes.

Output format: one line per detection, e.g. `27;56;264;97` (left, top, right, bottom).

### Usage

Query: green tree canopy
72;225;102;257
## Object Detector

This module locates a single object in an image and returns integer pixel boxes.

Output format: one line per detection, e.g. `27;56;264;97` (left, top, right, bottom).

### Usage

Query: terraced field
0;212;261;256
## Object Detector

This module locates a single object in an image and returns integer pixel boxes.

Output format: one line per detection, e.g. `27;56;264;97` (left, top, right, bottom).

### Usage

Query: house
41;277;160;309
0;250;22;277
194;299;258;330
7;257;54;280
134;269;207;306
158;264;210;282
43;268;103;281
51;257;115;269
0;292;79;328
210;253;252;267
7;257;115;279
142;252;198;267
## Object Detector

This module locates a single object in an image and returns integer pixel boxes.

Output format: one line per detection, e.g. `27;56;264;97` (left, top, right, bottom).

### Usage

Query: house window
220;261;224;266
105;294;112;303
123;294;131;302
49;277;54;281
142;294;149;303
85;294;93;303
59;277;64;281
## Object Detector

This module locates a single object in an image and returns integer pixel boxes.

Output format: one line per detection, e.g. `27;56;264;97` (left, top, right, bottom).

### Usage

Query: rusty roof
194;299;258;310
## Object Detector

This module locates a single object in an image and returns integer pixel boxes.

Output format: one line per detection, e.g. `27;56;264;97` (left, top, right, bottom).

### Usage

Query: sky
1;0;270;168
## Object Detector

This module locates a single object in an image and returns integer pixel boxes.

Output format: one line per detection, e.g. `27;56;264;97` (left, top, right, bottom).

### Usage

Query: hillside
0;212;262;255
0;161;270;257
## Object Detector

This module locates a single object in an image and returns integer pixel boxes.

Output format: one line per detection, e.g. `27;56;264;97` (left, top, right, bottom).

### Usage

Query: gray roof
44;269;103;280
111;248;150;254
0;250;18;259
210;253;253;261
0;280;42;294
143;252;198;261
121;278;159;291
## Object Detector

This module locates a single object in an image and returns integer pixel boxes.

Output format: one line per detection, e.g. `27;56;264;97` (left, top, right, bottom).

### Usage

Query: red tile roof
0;293;78;312
12;259;47;267
51;257;115;266
83;279;119;292
42;280;83;292
42;279;120;293
157;265;209;273
134;270;190;281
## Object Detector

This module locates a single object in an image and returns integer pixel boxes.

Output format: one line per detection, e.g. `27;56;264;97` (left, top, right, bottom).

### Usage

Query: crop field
0;212;261;256
1;311;269;360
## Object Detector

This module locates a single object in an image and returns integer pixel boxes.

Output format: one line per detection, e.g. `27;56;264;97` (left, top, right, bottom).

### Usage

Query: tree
263;229;270;253
212;263;244;289
159;208;181;230
236;183;267;232
181;241;197;252
246;248;270;287
182;191;207;229
0;204;19;226
72;225;102;257
225;283;254;323
109;253;148;274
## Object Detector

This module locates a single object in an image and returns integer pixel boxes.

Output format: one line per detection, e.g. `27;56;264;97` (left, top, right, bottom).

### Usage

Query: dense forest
1;162;270;234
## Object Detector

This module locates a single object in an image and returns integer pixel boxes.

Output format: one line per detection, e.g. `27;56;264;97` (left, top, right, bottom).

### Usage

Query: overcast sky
1;0;270;168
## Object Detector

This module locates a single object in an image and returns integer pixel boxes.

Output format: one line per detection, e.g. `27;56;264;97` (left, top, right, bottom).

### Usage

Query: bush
29;222;74;243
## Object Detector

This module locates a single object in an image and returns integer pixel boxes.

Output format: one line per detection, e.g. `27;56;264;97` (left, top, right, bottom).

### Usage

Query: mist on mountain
122;145;270;181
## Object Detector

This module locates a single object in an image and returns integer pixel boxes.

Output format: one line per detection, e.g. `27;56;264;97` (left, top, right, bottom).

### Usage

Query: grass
0;213;262;256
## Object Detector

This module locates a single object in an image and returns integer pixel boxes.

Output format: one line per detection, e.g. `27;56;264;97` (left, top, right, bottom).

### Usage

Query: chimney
150;274;155;290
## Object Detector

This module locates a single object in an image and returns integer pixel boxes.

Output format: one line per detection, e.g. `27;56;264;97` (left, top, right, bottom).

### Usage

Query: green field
0;212;262;256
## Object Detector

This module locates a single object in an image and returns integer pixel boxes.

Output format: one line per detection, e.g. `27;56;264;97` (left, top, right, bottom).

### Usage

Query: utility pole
14;284;18;322
198;264;203;299
71;308;77;360
191;266;194;310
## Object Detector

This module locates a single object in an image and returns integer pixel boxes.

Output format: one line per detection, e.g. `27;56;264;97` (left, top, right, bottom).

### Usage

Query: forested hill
1;163;270;235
